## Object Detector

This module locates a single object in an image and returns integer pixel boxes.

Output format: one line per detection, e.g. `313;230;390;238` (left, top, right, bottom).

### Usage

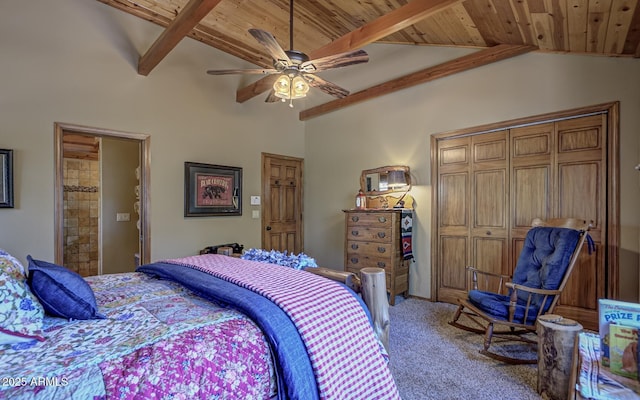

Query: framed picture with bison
184;162;242;217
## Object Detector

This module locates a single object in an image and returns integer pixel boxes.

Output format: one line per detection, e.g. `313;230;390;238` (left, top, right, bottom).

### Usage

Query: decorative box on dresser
343;209;410;305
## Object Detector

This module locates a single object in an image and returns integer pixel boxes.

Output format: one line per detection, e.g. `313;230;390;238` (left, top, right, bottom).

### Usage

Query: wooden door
470;131;509;291
435;136;471;304
510;123;554;270
552;114;607;329
261;153;304;253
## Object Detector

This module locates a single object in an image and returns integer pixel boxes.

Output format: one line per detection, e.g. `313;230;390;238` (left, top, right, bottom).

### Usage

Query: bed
0;250;399;399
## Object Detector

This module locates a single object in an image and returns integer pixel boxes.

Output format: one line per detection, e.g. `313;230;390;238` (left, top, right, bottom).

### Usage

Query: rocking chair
448;218;593;364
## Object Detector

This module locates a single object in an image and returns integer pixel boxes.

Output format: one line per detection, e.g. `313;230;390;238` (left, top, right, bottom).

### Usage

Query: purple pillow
26;256;105;320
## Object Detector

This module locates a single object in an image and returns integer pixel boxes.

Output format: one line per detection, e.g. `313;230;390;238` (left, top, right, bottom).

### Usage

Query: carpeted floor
387;297;542;400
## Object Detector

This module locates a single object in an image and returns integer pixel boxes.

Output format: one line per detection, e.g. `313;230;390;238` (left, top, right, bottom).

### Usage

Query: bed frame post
360;267;390;353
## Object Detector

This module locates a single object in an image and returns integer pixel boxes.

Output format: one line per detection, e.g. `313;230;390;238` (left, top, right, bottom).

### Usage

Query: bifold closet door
434;112;608;330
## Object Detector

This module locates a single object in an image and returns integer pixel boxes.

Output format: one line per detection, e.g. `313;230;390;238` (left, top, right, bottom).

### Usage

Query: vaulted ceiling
98;0;640;119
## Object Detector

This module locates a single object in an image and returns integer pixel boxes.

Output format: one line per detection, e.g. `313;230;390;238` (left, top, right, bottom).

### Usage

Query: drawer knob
352;230;359;236
378;216;387;223
351;257;359;264
377;232;386;239
377;246;386;253
351;216;359;222
351;243;359;250
377;262;386;268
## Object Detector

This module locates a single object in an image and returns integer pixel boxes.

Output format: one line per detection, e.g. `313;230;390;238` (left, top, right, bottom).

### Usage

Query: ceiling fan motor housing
286;50;309;64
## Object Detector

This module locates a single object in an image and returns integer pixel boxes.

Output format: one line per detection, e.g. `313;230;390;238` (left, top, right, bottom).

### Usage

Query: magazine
609;324;640;380
599;299;640;367
577;332;640;399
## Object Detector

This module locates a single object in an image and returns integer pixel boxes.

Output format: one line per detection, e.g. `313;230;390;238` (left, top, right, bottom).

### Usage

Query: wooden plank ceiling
98;0;640;119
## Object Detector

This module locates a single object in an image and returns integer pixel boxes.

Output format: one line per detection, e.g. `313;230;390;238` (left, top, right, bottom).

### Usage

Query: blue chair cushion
511;227;580;312
467;226;581;323
468;290;538;324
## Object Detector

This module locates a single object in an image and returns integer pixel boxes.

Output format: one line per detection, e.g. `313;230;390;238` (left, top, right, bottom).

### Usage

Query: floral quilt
0;273;275;399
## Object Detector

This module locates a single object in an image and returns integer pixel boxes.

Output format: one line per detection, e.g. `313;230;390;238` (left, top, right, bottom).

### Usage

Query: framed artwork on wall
184;162;242;217
0;149;13;208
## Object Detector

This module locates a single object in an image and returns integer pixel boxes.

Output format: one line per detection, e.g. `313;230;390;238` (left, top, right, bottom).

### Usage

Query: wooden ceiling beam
137;0;223;76
236;0;464;103
299;44;538;121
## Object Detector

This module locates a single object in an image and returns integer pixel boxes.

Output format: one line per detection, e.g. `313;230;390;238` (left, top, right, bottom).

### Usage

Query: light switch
252;210;260;219
250;196;261;205
116;213;131;222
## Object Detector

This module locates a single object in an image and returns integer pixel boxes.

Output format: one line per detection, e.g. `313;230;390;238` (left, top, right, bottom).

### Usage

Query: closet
430;103;619;330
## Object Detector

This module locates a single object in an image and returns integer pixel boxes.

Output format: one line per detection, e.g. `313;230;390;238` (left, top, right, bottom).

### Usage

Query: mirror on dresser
360;165;411;195
360;165;412;209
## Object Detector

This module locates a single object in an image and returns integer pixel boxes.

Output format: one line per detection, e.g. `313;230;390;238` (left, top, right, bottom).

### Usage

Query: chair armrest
505;282;562;323
505;282;562;296
465;266;512;293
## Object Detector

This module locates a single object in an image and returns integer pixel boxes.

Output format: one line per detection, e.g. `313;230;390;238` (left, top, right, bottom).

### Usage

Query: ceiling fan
206;0;369;107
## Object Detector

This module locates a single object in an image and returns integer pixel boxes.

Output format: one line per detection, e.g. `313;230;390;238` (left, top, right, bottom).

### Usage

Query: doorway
54;123;150;274
261;153;304;253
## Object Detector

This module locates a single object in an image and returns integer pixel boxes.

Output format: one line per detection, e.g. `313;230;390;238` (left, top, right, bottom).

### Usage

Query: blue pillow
26;256;105;320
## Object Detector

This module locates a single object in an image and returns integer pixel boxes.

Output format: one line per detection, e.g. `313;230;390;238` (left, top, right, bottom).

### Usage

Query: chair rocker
448;218;592;364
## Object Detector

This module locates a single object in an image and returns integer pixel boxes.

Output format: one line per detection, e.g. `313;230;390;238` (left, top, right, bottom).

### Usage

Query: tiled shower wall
63;158;99;276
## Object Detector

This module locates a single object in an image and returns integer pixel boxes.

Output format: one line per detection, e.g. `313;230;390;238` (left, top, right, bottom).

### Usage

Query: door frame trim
54;122;151;266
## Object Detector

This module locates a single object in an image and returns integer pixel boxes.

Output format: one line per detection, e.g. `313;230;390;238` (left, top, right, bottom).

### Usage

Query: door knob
266;226;272;231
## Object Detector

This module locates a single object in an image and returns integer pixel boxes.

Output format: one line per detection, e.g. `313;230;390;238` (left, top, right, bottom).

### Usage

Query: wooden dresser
343;209;410;305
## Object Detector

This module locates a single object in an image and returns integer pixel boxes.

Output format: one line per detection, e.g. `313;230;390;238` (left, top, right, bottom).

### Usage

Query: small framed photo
0;149;14;208
184;162;242;217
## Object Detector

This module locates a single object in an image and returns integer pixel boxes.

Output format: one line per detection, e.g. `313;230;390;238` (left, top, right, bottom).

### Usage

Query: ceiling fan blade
303;74;350;98
265;90;280;103
249;28;291;67
299;49;369;73
206;68;278;75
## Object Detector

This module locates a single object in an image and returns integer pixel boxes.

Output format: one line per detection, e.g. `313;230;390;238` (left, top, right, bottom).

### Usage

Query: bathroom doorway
54;123;150;275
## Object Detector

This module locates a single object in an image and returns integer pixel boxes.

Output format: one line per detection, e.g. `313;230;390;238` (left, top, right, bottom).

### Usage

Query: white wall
304;44;640;300
0;0;305;264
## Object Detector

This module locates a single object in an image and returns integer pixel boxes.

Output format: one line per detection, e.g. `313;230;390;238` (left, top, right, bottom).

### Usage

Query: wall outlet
116;213;130;222
250;195;261;205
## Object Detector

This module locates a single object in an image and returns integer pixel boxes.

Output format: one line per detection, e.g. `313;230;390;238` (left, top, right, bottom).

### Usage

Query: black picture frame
184;162;242;217
0;149;14;208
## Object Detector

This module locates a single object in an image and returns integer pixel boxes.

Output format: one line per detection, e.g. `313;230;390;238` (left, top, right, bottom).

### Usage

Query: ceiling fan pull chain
289;76;294;108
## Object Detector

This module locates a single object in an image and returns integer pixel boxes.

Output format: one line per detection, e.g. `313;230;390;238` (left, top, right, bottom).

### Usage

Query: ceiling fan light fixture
273;73;309;102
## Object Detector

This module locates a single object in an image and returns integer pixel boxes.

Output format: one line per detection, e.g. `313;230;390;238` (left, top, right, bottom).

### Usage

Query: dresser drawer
346;213;393;228
346;240;396;258
346;226;392;242
345;252;394;270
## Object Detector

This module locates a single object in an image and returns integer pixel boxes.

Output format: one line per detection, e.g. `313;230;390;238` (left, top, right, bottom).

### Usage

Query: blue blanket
138;262;370;400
